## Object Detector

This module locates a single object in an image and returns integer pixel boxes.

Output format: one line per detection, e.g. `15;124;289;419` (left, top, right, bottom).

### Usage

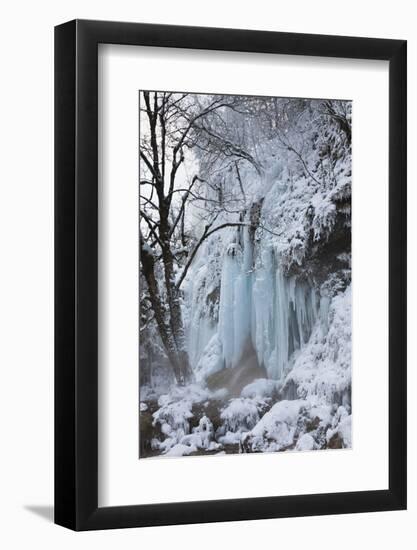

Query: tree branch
168;175;202;239
140;209;164;249
176;222;244;289
175;219;287;289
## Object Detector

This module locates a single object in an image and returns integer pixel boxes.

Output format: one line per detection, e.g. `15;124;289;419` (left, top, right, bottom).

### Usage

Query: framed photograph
55;20;407;530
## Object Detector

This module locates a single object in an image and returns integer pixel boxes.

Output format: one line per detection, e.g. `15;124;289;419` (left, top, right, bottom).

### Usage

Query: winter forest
139;90;352;458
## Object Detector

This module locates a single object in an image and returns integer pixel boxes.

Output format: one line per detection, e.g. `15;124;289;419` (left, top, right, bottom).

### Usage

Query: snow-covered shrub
151;384;226;455
152;400;194;453
182;415;215;450
159;415;221;457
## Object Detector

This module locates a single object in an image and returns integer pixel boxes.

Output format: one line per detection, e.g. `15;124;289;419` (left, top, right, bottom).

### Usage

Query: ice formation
187;228;326;383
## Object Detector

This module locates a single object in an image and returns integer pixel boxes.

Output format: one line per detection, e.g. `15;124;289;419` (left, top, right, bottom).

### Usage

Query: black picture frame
55;19;407;531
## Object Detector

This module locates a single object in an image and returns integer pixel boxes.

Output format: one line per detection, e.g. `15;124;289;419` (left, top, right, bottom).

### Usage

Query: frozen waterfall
187;225;325;382
252;256;319;379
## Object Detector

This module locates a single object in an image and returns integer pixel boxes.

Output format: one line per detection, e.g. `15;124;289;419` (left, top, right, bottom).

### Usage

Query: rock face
139;400;163;458
205;339;267;397
327;432;344;449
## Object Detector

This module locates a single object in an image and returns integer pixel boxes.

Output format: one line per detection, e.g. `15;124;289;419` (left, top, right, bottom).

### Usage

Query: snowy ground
140;381;351;458
140;285;351;458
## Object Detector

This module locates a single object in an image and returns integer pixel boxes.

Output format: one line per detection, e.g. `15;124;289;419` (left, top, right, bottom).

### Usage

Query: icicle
218;243;242;368
186;241;217;369
252;246;276;373
252;258;321;380
233;223;253;365
319;295;331;333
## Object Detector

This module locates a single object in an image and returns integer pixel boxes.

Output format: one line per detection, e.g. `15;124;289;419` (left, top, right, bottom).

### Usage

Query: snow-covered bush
152;400;194;453
151;384;226;455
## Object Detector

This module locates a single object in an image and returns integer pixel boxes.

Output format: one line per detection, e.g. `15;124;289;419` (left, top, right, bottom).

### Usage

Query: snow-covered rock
246;399;306;452
241;378;280;399
326;406;352;448
241;399;349;453
165;443;197;457
220;397;262;433
283;285;352;405
151;383;227;455
296;433;316;451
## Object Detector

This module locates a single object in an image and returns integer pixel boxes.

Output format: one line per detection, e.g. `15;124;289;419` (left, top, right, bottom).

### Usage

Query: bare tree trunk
159;202;194;384
140;237;192;384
